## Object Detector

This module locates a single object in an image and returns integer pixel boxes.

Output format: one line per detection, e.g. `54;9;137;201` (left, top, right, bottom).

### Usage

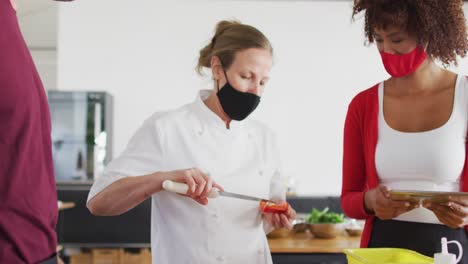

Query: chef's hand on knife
261;203;296;230
423;196;468;228
161;168;224;205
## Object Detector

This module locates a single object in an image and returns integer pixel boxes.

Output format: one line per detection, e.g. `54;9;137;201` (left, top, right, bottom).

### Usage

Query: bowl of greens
306;207;346;239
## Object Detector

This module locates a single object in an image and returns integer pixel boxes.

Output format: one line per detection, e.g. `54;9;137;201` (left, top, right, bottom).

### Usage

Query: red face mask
380;46;427;78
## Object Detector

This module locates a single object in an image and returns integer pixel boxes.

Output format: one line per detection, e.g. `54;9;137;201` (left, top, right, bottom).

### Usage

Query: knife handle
162;180;220;199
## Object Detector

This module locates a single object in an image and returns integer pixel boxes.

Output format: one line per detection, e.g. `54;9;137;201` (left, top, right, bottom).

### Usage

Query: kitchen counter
268;232;361;264
269;232;360;253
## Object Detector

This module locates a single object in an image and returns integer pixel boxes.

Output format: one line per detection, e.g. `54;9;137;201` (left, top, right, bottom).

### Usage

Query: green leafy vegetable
306;207;345;224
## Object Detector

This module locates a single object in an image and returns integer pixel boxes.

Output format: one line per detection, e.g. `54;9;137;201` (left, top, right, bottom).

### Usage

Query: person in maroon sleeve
341;0;468;261
0;0;64;263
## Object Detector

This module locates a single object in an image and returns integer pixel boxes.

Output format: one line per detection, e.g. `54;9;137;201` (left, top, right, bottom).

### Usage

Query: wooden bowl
345;228;363;237
267;228;291;239
309;223;345;239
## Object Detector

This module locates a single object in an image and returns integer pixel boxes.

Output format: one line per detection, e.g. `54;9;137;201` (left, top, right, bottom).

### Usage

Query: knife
162;180;275;203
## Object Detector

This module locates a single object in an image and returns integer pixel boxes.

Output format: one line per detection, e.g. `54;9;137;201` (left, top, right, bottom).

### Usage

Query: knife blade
162;180;275;203
217;191;275;203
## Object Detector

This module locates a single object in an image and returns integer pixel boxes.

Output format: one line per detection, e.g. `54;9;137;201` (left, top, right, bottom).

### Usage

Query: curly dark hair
352;0;468;65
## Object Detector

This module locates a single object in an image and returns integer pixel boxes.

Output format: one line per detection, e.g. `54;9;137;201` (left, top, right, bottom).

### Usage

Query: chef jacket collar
191;89;244;133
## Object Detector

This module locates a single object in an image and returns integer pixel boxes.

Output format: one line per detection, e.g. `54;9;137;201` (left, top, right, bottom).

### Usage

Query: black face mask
216;70;261;121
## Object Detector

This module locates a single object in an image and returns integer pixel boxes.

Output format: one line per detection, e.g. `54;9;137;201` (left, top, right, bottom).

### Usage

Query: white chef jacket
88;90;285;264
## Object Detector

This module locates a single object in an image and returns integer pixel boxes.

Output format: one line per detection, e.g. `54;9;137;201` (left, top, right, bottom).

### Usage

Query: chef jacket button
258;170;263;175
212;213;218;218
216;256;226;261
258;248;264;254
198;130;203;135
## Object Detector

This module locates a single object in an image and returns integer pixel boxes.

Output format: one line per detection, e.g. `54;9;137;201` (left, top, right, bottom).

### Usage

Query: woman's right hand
364;185;419;220
161;168;224;205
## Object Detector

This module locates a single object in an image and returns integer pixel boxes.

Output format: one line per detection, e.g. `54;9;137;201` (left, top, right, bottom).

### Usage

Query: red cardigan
341;83;468;247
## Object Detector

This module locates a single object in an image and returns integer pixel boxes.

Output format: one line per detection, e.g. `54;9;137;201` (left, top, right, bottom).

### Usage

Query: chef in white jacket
87;20;296;264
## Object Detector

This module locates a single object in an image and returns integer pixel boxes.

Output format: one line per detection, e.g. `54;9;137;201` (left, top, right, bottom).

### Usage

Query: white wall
18;0;57;48
18;0;58;89
29;50;57;90
57;0;468;195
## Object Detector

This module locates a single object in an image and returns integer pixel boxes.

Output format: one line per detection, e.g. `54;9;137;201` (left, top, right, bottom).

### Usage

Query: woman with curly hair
341;0;468;259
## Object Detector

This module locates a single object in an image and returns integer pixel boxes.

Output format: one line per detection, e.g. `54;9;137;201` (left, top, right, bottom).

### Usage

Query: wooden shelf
58;201;76;211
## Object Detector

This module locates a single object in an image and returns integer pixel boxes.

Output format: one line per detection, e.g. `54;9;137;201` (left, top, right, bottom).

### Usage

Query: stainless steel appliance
48;91;113;183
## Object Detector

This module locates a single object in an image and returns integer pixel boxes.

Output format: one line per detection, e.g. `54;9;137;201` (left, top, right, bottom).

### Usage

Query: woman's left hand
262;204;297;230
423;196;468;228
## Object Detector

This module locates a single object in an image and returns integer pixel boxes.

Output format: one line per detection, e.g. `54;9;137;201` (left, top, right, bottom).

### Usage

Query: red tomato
259;201;289;213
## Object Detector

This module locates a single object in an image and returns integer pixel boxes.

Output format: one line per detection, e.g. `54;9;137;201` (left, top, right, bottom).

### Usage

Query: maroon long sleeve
0;0;58;262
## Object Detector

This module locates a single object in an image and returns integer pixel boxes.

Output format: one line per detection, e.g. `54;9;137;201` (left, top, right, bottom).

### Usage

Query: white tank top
375;75;468;224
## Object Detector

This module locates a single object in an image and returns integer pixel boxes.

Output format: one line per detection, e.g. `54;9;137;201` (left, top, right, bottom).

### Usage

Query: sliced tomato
259;201;289;213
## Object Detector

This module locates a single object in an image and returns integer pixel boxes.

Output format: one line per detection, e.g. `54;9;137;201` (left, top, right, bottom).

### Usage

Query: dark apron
38;254;57;264
369;218;468;263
